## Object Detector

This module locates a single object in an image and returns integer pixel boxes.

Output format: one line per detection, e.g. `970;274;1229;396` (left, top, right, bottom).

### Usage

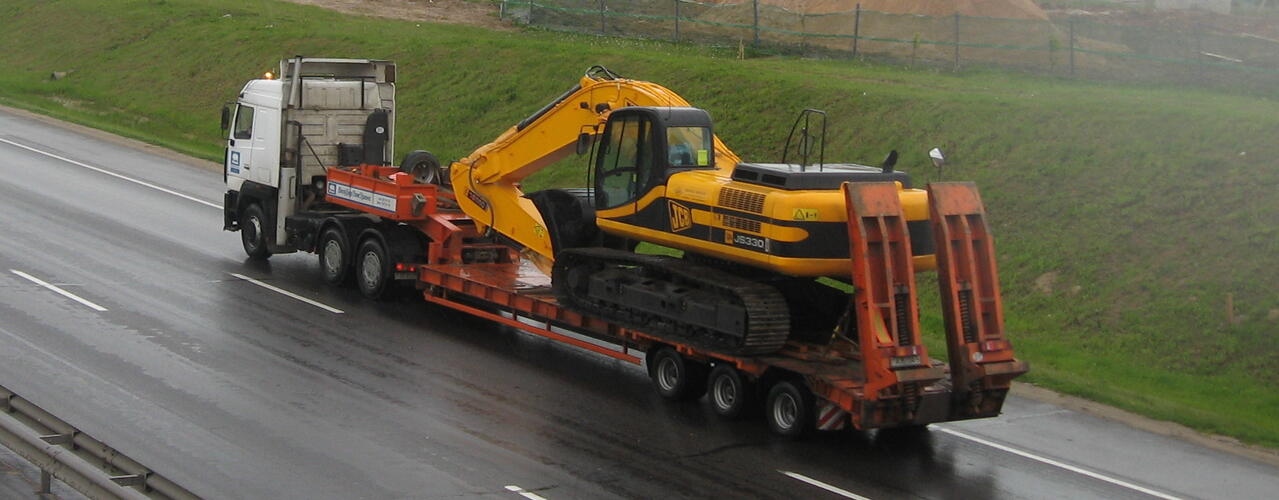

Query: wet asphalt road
0;108;1276;499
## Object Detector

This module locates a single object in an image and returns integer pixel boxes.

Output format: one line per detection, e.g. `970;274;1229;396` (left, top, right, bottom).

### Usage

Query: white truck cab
222;57;396;258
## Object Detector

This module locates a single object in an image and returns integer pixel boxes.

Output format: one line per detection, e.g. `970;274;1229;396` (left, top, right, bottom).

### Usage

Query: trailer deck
326;164;1028;432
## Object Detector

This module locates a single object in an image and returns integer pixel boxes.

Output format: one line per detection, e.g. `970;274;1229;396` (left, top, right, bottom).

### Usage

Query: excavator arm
448;67;738;267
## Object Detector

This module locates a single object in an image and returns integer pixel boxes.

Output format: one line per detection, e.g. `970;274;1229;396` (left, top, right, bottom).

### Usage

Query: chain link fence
498;0;1279;92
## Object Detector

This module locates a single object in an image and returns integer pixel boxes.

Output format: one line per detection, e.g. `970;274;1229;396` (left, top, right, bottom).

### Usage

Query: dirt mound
721;0;1049;20
282;0;509;29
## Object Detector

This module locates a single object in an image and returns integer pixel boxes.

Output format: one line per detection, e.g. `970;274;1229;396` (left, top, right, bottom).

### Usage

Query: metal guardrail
0;383;201;500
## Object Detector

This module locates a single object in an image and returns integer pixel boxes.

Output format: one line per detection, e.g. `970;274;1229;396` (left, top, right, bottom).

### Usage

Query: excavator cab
593;107;714;210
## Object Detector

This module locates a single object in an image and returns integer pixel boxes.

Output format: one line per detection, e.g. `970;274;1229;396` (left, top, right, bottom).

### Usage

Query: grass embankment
2;0;1277;447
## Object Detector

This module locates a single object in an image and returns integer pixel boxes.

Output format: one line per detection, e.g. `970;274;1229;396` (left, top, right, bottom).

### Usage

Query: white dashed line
0;137;220;209
229;273;344;314
10;269;108;312
936;427;1183;500
779;471;872;500
504;484;548;500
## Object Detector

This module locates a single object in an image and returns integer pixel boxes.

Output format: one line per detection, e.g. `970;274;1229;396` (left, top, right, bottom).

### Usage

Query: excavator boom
449;67;738;266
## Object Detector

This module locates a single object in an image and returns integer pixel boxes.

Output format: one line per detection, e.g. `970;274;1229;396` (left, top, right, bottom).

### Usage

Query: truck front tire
240;203;271;259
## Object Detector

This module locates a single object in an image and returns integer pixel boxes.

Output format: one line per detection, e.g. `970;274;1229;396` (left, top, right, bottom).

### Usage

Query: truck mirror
929;147;945;168
575;133;591;156
220;105;231;132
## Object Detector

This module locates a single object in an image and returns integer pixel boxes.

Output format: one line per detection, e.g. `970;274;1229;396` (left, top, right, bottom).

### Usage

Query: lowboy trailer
223;58;1026;436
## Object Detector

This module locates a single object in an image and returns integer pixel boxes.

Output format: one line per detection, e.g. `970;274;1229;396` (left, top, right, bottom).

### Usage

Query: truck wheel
318;228;351;285
240;203;270;259
707;364;753;419
356;238;391;299
647;346;707;401
765;380;814;437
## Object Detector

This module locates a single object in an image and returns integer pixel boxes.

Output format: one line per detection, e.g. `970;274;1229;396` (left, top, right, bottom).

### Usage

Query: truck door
226;103;256;187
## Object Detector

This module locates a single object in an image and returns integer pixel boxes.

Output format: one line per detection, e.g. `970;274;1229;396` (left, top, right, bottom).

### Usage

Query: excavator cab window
595;114;654;209
667;126;711;168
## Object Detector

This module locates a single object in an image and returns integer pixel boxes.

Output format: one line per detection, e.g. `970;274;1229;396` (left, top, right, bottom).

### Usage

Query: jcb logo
669;201;692;232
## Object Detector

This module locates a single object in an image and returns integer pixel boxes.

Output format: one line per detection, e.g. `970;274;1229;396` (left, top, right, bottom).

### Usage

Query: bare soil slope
282;0;509;29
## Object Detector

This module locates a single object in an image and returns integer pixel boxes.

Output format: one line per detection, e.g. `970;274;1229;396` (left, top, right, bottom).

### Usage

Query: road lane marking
504;485;548;500
229;273;344;314
0;137;220;209
935;427;1183;500
10;269;108;312
778;471;872;500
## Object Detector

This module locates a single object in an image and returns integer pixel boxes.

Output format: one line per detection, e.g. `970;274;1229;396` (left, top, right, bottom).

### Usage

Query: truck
221;57;1027;436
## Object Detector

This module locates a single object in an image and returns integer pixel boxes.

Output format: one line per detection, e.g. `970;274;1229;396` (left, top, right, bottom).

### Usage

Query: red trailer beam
929;182;1028;417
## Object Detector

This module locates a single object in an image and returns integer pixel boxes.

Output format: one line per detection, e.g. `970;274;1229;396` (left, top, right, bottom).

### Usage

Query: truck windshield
666;126;711;168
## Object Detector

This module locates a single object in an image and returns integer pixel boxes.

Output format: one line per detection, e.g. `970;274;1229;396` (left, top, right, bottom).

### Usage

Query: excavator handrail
585;65;621;80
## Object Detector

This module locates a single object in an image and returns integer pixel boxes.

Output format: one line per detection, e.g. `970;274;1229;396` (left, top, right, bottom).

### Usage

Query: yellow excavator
441;66;936;355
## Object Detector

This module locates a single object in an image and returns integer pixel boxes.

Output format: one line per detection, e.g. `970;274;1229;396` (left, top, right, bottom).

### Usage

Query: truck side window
233;104;255;140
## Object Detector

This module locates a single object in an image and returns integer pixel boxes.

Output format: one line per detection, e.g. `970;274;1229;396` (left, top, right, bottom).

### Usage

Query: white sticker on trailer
327;181;396;212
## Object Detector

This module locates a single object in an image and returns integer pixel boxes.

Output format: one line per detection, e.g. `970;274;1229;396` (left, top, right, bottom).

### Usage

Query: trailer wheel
240;203;270;259
765;380;814;437
707;364;753;419
647;347;706;401
356;238;391;299
318;228;351;285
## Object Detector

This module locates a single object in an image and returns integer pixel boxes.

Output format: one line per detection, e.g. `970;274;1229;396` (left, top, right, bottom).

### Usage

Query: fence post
953;12;961;72
852;3;861;58
674;0;680;42
753;0;761;48
800;13;807;54
1069;18;1076;76
500;0;506;20
600;0;606;35
528;0;536;25
1195;22;1205;82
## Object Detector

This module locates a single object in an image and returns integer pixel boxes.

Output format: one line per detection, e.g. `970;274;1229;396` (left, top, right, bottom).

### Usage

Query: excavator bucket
843;182;945;424
928;182;1028;419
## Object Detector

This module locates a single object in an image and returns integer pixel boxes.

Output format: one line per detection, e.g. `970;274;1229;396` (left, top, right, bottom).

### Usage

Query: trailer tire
648;347;706;401
240;203;271;259
318;227;351;286
707;364;753;419
356;238;391;299
765;380;813;437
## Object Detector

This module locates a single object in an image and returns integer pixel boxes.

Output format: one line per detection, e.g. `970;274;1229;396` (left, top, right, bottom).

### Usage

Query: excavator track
552;247;790;355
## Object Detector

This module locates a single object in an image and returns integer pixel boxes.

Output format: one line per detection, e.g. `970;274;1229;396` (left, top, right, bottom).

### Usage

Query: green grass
3;0;1278;447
